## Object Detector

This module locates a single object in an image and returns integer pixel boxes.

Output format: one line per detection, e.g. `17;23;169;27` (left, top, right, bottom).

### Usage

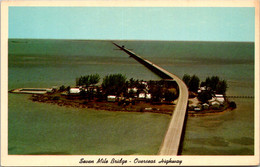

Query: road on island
112;43;189;155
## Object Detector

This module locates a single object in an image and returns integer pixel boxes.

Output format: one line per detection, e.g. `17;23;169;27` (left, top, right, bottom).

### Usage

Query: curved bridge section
113;43;189;155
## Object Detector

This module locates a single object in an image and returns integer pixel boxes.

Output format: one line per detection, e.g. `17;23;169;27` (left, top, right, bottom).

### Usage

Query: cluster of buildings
189;86;226;111
69;86;98;94
65;79;179;105
67;81;153;103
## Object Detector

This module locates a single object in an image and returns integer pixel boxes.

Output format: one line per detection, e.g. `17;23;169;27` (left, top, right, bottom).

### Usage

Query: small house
202;103;210;110
194;107;201;111
46;88;54;93
107;95;116;102
127;87;138;93
146;93;152;99
211;101;221;109
69;88;80;94
141;81;147;85
138;93;146;99
198;86;206;93
209;94;225;104
215;94;225;104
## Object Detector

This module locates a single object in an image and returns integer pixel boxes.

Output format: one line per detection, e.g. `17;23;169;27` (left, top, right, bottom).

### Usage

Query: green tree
182;74;191;86
197;91;212;103
216;80;227;94
89;74;100;85
164;88;178;102
203;76;227;93
80;89;87;99
205;77;211;88
59;85;66;92
129;78;135;87
66;86;71;91
229;101;236;109
200;81;206;87
211;76;220;90
102;73;127;95
76;76;88;86
150;85;163;102
182;74;200;92
188;75;200;92
96;87;105;101
76;74;100;86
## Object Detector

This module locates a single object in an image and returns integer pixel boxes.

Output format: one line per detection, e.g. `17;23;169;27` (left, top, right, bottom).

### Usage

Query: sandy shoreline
188;108;233;117
27;93;233;117
29;93;176;115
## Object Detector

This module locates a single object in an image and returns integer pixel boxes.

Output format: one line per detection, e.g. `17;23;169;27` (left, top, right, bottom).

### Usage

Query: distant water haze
8;39;254;155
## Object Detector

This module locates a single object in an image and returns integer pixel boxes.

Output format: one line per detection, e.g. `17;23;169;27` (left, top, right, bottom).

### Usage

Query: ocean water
8;39;254;155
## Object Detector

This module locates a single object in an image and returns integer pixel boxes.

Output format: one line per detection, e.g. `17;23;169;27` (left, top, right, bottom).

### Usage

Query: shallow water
181;98;254;155
8;94;170;155
8;39;254;155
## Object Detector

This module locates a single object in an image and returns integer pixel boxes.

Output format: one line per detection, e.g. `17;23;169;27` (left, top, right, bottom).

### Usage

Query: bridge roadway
113;43;189;155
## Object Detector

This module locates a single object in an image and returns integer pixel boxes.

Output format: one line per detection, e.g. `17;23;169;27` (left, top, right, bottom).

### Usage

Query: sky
9;7;255;42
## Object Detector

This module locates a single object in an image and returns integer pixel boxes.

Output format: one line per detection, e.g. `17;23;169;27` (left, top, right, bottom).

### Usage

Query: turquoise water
8;39;254;155
8;94;169;155
181;98;254;155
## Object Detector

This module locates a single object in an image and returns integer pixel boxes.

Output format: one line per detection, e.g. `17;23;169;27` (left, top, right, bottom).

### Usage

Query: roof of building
69;88;80;93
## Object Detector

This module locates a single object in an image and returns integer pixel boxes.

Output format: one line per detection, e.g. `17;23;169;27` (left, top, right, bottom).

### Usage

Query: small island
182;74;236;116
10;73;236;116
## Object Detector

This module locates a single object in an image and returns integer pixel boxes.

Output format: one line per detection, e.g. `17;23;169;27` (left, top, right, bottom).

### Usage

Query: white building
107;95;117;102
46;88;54;93
127;87;138;93
146;93;152;99
215;94;225;104
209;94;225;104
198;86;206;93
141;81;147;85
194;107;201;111
211;101;221;109
138;93;146;99
69;88;80;94
202;103;210;110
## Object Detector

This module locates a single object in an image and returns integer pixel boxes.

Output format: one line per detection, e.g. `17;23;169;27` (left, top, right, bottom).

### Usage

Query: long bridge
113;43;189;155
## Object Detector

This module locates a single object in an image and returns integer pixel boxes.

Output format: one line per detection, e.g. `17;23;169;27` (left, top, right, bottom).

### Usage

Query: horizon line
8;38;255;43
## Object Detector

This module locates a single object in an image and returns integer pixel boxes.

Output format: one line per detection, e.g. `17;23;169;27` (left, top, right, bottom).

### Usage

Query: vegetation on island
29;73;179;115
183;74;227;95
102;74;127;95
201;76;228;94
15;72;236;116
182;74;200;92
76;74;100;86
182;74;236;115
73;73;179;103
